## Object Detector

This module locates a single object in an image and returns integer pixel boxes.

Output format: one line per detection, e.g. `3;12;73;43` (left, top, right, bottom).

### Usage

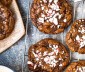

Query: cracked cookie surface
0;3;15;40
66;19;85;54
65;61;85;72
28;38;70;72
0;0;12;6
30;0;73;34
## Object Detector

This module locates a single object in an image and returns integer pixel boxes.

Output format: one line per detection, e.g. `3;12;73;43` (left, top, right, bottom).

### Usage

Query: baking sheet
0;0;25;53
24;0;85;72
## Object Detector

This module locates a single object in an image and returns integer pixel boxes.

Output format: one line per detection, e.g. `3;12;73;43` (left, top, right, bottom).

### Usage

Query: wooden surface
0;0;25;53
0;0;27;72
0;0;85;72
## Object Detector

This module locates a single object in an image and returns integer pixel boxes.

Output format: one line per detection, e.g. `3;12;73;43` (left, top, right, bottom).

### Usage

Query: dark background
0;0;28;72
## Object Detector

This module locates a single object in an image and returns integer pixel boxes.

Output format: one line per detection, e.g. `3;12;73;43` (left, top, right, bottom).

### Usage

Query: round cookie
0;0;12;6
0;3;15;40
65;61;85;72
66;19;85;54
30;0;73;34
28;38;70;72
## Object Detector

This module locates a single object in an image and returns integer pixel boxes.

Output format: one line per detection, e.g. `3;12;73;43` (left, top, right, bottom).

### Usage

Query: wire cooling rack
24;0;85;72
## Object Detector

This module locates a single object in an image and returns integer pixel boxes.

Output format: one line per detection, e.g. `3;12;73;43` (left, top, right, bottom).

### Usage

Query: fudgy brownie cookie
0;0;12;6
0;3;15;40
28;38;70;72
66;19;85;54
65;61;85;72
30;0;73;34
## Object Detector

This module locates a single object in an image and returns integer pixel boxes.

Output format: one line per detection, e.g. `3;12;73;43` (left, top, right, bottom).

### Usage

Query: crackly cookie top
66;19;85;53
0;0;12;6
0;3;15;40
28;38;69;72
65;61;85;72
75;20;85;48
30;0;73;34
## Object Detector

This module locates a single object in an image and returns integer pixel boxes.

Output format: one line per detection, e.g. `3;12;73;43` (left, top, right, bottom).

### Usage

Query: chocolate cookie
66;19;85;54
30;0;73;34
65;61;85;72
28;38;70;72
0;0;12;6
0;3;15;40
